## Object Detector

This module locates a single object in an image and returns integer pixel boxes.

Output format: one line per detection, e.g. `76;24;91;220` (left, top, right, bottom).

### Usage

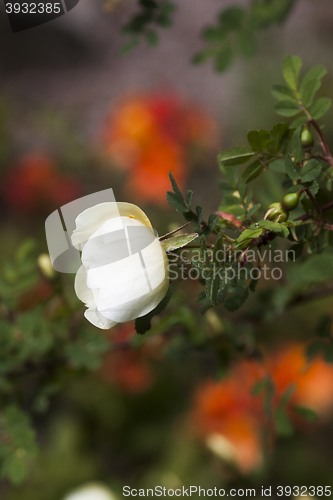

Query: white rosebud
37;253;56;279
71;202;169;330
64;483;118;500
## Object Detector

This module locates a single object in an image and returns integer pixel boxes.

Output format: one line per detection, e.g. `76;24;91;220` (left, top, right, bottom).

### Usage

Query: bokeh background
1;0;333;498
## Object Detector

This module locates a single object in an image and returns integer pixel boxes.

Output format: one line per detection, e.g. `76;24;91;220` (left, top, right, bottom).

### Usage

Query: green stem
159;221;191;240
303;187;325;223
308;118;333;166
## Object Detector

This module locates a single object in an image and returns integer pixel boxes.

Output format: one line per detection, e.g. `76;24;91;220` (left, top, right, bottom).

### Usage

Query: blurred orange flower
100;92;218;204
191;343;333;474
3;152;81;213
192;360;265;474
267;343;333;418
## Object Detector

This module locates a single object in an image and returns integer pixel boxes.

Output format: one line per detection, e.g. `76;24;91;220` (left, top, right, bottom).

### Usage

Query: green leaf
294;406;319;423
161;233;198;252
219;180;235;193
135;286;172;334
238;30;257;58
197;290;208;304
0;406;38;485
205;271;221;306
15;239;36;264
65;328;109;370
292;126;305;162
219;204;245;218
234;227;263;247
306;179;319;196
247;129;270;151
280;383;297;405
186;190;193;209
219;6;245;30
290;115;307;129
247;203;261;218
214;46;233;73
267;122;289;154
256;220;289;238
145;29;159;46
169;171;184;200
283;55;302;91
275;100;300;117
285;154;301;180
1;455;28;485
276;406;294;437
156;1;175;27
269;159;286;173
221;166;239;187
249;269;260;291
166;191;188;212
224;286;249;312
252;376;273;396
192;50;215;65
202;27;226;43
300;65;327;107
310;97;332;120
300;159;322;182
218;146;255;164
208;213;218;231
272;84;297;101
196;205;204;224
242;160;264;183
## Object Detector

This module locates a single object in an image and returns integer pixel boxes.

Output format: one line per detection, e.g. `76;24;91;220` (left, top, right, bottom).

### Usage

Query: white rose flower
71;202;169;330
63;483;118;500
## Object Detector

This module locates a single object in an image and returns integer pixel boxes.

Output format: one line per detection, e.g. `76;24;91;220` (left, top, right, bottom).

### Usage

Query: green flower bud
301;129;314;149
264;202;289;222
281;192;300;212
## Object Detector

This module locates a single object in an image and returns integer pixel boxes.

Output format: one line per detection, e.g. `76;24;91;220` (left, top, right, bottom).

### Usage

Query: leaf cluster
193;1;295;72
120;0;176;53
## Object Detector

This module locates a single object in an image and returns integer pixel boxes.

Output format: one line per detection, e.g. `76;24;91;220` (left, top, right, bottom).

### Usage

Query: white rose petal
72;202;152;251
72;203;169;330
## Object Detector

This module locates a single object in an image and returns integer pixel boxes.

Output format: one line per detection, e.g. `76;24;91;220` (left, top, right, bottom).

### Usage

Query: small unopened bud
301;129;314;149
281;192;300;212
37;253;55;279
264;202;288;222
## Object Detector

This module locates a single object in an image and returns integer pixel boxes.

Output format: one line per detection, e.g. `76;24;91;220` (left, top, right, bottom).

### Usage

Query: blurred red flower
100;92;218;204
3;153;81;213
100;349;153;394
99;322;155;394
191;343;333;474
